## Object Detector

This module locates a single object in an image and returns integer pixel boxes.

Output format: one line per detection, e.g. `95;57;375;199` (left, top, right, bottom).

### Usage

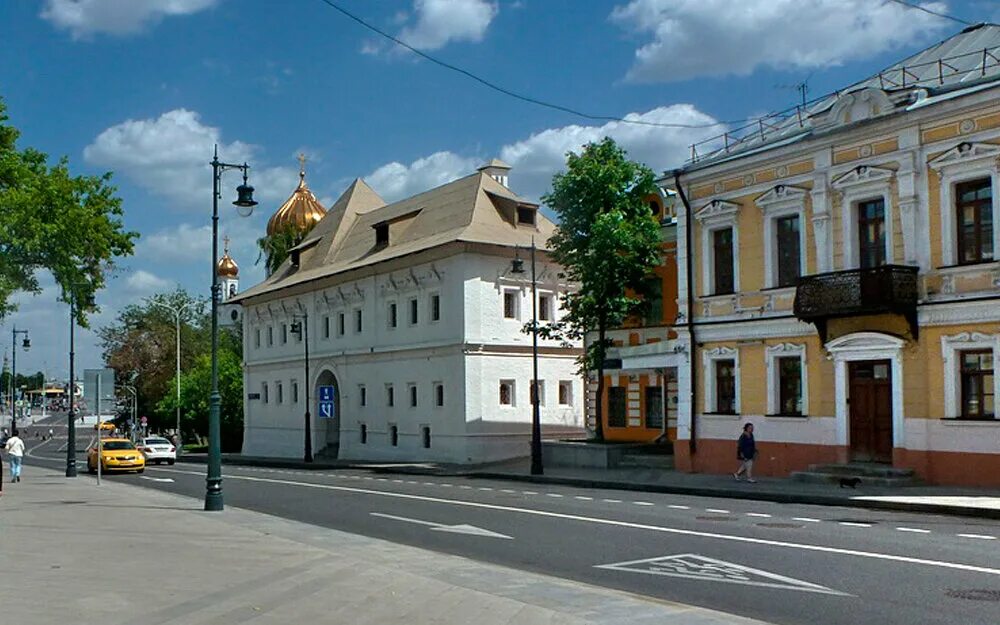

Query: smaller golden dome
217;236;239;278
266;154;327;237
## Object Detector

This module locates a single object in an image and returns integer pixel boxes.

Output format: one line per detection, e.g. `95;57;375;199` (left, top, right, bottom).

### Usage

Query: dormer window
375;223;389;246
517;206;536;226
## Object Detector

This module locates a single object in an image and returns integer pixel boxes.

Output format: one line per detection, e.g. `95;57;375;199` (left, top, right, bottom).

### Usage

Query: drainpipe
673;169;697;455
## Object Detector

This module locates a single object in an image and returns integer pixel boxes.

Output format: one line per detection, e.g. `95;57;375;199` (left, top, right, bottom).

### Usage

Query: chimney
477;158;511;188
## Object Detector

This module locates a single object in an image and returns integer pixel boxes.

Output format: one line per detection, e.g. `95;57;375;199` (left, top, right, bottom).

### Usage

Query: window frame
702;347;740;415
695;200;739;297
354;308;363;333
291;380;299;405
359;385;367;407
387;301;397;330
276;381;284;404
960;349;995;420
337;312;345;337
499;379;515;406
323;315;330;339
930;142;1000;267
386;384;395;407
434;382;444;407
955;177;994;265
607;386;627;428
941;332;1000;420
558;380;573;406
712;227;735;295
538;293;552;322
408;297;418;325
766;343;808;416
430;293;441;322
408;383;418;408
502;289;520;320
856;197;888;269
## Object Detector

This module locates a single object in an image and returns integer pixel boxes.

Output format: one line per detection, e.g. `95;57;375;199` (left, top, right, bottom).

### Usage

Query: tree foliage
256;223;309;277
0;96;137;324
539;137;662;441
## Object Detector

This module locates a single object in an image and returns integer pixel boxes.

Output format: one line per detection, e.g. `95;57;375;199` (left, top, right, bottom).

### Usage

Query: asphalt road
21;414;1000;625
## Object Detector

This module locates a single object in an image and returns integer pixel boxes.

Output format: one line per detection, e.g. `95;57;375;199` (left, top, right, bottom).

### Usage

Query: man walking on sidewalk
5;430;25;483
734;423;757;483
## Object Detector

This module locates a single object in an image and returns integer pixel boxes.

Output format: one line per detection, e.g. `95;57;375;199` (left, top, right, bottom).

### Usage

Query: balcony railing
794;265;919;337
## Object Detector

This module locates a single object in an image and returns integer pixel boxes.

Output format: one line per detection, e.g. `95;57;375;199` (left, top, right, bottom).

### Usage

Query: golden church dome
217;236;239;278
266;155;327;237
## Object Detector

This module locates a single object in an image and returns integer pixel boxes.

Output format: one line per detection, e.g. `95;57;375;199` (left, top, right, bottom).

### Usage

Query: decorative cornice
694;199;740;225
703;346;738;358
765;342;805;355
929;141;1000;175
831;164;894;190
754;184;809;212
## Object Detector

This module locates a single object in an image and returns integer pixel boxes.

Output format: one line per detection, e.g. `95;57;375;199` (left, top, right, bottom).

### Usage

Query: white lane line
668;505;690;510
746;513;772;518
706;509;731;514
603;499;623;503
793;517;821;523
440;483;453;488
500;489;516;494
546;493;564;498
634;501;655;506
957;534;997;540
477;487;494;491
839;522;872;528
150;467;1000;578
392;479;404;483
896;528;931;534
423;482;436;486
522;491;538;495
459;485;473;490
574;496;594;501
405;480;418;484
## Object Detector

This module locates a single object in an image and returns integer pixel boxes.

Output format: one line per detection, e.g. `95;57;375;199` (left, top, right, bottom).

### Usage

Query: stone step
790;471;920;487
806;463;915;478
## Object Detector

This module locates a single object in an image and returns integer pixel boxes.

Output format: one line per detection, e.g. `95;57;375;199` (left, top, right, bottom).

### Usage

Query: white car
138;436;176;465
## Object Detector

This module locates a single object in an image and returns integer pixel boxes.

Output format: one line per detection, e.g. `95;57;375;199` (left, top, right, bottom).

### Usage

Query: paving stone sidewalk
0;465;771;625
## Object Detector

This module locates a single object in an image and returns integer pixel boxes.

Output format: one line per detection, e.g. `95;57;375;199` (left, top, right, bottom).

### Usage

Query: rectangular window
558;380;572;406
388;302;397;329
375;222;389;246
607;387;627;427
262;382;269;404
281;323;288;344
359;385;367;407
277;382;284;404
267;326;274;346
355;309;363;333
389;424;398;447
323;316;330;339
409;298;418;325
255;328;261;349
386;385;394;407
645;386;664;430
857;198;886;269
503;290;519;319
292;381;299;404
961;350;995;419
530;380;545;406
499;380;514;406
517;206;536;225
434;383;444;407
430;294;441;321
409;384;417;407
956;178;993;264
360;423;367;444
538;294;552;321
777;356;802;416
715;360;736;414
421;426;431;449
713;228;734;295
337;312;345;336
776;214;801;287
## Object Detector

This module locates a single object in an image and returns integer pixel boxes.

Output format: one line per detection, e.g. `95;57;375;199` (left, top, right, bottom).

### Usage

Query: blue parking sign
319;386;335;402
318;401;335;419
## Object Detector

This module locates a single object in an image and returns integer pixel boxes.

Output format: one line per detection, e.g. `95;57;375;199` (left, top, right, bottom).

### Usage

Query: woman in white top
5;431;26;483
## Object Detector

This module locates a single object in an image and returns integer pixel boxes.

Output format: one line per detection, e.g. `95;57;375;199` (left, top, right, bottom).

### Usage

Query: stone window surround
755;185;809;289
940;331;1000;419
695;200;741;297
765;343;809;416
831;165;896;270
929;142;1000;267
702;346;740;415
429;292;441;323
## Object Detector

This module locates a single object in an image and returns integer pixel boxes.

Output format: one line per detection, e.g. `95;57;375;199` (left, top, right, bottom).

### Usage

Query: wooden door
848;360;893;462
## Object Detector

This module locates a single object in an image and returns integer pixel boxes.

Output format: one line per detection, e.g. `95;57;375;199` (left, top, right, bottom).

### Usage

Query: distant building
234;160;584;462
217;236;241;327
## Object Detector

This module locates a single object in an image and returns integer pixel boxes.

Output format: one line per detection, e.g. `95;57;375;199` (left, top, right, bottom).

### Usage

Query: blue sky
1;0;997;379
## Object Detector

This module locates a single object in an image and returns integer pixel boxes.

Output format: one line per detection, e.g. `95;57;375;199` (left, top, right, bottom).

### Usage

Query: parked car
87;439;145;474
138;436;176;465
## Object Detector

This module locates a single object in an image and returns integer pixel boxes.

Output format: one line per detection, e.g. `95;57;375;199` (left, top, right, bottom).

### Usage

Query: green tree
156;330;244;452
256;223;309;276
0;96;137;323
539;138;662;441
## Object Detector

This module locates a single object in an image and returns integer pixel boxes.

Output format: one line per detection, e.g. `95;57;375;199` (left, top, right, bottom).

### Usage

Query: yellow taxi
94;421;116;431
87;438;146;474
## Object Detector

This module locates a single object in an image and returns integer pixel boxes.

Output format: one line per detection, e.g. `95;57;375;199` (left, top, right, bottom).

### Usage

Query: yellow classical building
666;23;1000;486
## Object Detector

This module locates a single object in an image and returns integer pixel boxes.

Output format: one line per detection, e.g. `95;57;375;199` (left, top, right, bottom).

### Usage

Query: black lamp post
10;327;30;432
207;145;256;512
290;311;312;463
66;288;94;477
512;241;543;475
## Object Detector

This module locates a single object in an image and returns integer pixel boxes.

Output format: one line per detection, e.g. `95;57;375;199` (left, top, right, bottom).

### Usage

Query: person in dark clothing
734;423;757;483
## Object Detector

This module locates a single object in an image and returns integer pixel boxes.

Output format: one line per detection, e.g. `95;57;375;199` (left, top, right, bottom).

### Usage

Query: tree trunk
593;324;606;442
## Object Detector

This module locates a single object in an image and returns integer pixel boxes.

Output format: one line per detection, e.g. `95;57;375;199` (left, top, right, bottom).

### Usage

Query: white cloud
84;108;298;211
611;0;950;82
41;0;219;39
125;269;174;295
364;105;721;204
397;0;498;50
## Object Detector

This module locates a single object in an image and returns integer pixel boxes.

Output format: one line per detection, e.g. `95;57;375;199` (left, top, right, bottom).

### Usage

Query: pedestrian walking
734;423;757;483
5;430;26;483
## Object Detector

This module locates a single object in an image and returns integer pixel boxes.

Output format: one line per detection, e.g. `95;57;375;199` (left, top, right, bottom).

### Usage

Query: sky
1;0;998;381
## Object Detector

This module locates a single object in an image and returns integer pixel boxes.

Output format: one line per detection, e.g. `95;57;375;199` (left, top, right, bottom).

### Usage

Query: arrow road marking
370;512;513;539
140;476;175;483
596;554;850;596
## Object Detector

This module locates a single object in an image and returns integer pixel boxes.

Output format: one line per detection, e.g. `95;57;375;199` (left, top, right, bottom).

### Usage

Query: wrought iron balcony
794;264;919;339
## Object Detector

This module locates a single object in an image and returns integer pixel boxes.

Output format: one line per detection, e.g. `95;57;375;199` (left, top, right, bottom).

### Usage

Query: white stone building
234;161;584;463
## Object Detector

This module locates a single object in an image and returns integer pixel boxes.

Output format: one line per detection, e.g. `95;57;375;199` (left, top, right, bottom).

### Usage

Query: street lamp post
290;311;312;463
206;145;257;512
511;241;543;475
10;327;30;432
66;289;94;478
151;300;192;449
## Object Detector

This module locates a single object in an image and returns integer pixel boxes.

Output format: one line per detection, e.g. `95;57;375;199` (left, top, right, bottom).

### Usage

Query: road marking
423;482;436;486
668;505;690;510
392;479;404;483
149;468;1000;578
839;522;872;528
896;528;931;534
546;493;564;498
957;534;997;540
634;501;655;506
706;509;730;514
440;483;453;487
370;512;513;539
596;553;848;596
793;517;821;523
140;476;175;483
746;513;772;518
603;499;623;504
478;487;494;491
574;496;594;501
500;489;516;494
522;491;538;495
